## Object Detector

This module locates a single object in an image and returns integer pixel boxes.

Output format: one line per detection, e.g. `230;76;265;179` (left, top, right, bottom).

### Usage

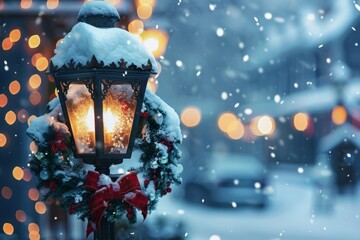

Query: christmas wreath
26;89;183;238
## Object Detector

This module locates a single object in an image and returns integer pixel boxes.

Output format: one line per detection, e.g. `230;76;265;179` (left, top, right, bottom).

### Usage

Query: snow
145;89;182;143
51;22;157;72
78;0;119;20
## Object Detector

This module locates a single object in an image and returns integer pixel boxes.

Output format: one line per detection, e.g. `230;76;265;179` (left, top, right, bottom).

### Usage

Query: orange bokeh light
3;223;14;236
28;35;40;49
181;107;201;128
29;74;42;89
16;210;27;222
1;186;12;199
35;57;49;72
137;4;153;19
21;0;32;9
2;38;13;51
35;202;47;214
9;29;21;43
218;112;238;133
5;111;16;125
28;188;40;201
0;94;8;108
293;112;309;131
46;0;59;9
332;105;347;125
13;166;24;181
31;53;43;67
128;20;144;35
9;80;21;95
28;223;39;232
0;133;7;147
28;115;37;126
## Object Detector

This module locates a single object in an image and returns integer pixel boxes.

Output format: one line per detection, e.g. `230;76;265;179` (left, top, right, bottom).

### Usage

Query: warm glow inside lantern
51;72;150;164
48;0;156;166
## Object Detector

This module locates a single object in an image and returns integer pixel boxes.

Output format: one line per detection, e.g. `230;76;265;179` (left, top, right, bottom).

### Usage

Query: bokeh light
21;0;32;9
0;133;7;147
31;53;43;67
28;188;40;201
13;167;24;181
1;186;12;199
181;107;202;128
29;231;41;240
15;210;27;222
2;38;13;51
35;57;49;72
29;74;42;89
17;109;29;123
28;223;39;232
3;223;14;236
257;115;276;135
293;112;309;131
28;115;37;126
29;141;38;154
5;111;16;125
46;0;59;9
137;4;153;19
29;91;42;105
28;35;40;48
332;105;347;125
226;119;245;140
23;168;32;182
9;29;21;43
218;112;237;133
9;80;21;95
128;20;144;35
141;29;169;58
0;94;8;108
35;202;47;214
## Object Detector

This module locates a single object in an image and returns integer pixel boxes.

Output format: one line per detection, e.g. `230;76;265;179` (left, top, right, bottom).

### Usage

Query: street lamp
48;0;156;175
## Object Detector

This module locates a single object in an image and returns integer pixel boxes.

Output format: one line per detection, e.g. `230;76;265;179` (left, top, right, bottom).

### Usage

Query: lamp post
47;1;157;238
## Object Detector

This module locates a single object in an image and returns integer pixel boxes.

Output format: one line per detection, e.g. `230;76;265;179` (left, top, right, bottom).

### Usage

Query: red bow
50;131;67;153
84;171;148;239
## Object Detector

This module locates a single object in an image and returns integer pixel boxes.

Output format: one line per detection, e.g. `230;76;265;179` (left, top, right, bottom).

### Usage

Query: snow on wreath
26;89;183;238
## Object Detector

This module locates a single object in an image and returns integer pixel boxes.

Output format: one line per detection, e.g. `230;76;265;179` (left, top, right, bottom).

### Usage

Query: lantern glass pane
65;83;95;154
102;83;138;154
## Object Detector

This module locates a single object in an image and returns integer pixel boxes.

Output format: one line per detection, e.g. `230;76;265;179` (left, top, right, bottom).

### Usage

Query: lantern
48;1;157;172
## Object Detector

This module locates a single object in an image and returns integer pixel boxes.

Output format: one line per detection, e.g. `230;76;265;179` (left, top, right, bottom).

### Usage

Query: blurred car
184;153;269;208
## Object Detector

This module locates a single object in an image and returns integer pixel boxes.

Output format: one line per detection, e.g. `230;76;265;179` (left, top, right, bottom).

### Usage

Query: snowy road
154;169;360;240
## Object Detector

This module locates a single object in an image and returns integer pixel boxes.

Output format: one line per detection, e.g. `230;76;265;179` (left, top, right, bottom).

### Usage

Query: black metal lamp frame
50;68;151;171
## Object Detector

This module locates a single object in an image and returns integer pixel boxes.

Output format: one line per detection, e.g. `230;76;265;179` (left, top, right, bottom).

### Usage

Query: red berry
126;213;132;219
144;179;150;186
166;188;172;193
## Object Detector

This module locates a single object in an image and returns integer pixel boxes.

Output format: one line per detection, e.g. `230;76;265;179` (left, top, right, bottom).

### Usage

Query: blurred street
155;168;360;240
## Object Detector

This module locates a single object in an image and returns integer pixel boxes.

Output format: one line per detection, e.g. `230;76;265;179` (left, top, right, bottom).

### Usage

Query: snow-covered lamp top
50;0;157;73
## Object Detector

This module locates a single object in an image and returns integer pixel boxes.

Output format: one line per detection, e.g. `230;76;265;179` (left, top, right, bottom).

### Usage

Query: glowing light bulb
104;108;115;132
86;106;95;132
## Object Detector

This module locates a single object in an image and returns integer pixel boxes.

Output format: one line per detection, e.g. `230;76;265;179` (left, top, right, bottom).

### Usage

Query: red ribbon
50;131;67;153
84;171;148;239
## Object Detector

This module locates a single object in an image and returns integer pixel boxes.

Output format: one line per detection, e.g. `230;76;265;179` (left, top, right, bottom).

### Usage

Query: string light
2;38;13;51
137;4;153;19
5;111;16;125
0;134;7;147
3;223;14;236
1;186;12;199
0;94;8;108
9;29;21;43
28;35;40;49
13;166;24;181
35;202;47;214
29;74;42;89
9;80;21;95
15;210;27;222
28;188;40;201
46;0;59;9
20;0;32;9
35;57;49;71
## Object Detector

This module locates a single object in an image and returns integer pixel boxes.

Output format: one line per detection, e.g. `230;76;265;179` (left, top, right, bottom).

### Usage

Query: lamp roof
50;1;157;73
